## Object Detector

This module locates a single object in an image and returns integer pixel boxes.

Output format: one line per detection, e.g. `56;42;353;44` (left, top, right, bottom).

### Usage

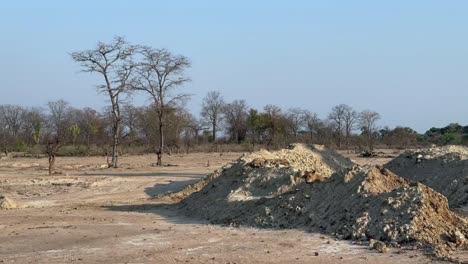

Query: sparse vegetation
1;98;468;159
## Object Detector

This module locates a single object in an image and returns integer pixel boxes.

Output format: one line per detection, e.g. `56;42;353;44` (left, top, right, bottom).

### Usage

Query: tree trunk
46;141;59;175
368;134;374;153
48;154;55;176
345;130;350;151
212;121;216;143
106;74;120;169
111;115;120;168
337;134;342;148
156;113;164;166
110;94;121;168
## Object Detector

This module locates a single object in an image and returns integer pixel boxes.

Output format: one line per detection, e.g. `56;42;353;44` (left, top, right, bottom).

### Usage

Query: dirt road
0;152;457;263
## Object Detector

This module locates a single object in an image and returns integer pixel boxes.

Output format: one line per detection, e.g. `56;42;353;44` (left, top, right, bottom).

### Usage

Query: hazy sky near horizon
1;1;467;132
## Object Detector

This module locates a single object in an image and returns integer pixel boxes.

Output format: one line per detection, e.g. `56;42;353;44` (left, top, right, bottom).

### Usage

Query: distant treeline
0;99;465;156
419;123;468;145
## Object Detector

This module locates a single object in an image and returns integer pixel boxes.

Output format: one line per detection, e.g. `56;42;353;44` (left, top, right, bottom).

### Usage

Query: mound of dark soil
385;145;468;208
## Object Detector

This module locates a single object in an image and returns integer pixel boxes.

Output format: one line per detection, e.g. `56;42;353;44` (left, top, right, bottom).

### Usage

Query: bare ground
0;151;462;263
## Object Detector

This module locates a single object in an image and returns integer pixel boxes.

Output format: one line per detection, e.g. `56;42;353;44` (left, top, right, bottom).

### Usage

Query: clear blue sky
1;1;467;132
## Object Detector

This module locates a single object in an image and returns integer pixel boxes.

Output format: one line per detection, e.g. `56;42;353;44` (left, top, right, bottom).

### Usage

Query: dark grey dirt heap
385;145;468;208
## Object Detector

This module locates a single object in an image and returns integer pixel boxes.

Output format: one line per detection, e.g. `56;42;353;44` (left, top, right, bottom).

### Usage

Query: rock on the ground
370;239;388;253
0;195;18;210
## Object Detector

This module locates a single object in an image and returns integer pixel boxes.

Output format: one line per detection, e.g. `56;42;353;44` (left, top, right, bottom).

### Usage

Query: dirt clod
302;170;324;184
450;230;466;246
249;158;290;168
370;239;388;253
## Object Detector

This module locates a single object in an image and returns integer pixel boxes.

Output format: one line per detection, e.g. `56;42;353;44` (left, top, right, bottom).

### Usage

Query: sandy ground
0;150;461;263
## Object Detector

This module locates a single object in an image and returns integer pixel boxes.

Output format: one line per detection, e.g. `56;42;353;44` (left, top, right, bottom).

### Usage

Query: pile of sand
177;165;467;257
0;195;18;210
160;145;467;259
158;144;353;202
243;143;354;176
385;145;468;208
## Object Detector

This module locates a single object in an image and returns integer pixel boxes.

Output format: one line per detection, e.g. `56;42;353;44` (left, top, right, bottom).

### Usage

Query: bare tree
121;104;140;143
0;105;26;137
201;91;225;143
46;139;60;175
359;110;381;153
303;110;320;142
223;100;249;144
78;108;102;147
328;104;347;148
342;105;359;149
184;116;206;150
71;36;135;168
0;105;26;155
165;107;194;153
133;47;191;166
263;104;287;147
43;100;72;174
286;107;306;139
47;99;71;139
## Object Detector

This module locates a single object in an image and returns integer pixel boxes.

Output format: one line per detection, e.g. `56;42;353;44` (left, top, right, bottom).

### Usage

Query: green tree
441;133;462;145
32;120;42;145
68;124;81;146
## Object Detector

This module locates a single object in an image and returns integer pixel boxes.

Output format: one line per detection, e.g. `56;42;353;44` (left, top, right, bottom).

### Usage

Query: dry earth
0;150;464;263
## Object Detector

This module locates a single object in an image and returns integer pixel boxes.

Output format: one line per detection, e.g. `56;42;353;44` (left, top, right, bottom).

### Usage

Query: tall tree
44;100;71;174
201;91;225;143
133;47;191;166
223;100;248;144
286;107;307;139
359;110;381;152
0;105;25;137
183;115;205;151
71;36;135;168
328;104;347;148
342;104;359;149
303;110;320;142
121;104;141;144
246;109;262;146
0;105;26;155
47;99;71;140
78;107;102;147
263;105;287;147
